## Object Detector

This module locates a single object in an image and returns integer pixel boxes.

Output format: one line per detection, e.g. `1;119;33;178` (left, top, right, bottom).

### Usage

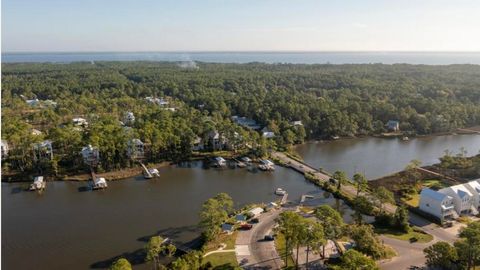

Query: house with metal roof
419;188;457;221
439;184;475;215
463;179;480;214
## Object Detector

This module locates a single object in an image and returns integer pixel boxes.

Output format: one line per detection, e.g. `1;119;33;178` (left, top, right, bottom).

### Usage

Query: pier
139;161;152;178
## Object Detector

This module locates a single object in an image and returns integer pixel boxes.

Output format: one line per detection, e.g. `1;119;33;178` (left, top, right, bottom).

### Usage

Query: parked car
409;237;418;243
250;218;259;224
264;235;275;241
240;224;253;230
443;221;454;228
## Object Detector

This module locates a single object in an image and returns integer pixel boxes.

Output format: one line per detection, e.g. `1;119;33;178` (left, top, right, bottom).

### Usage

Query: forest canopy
2;62;480;173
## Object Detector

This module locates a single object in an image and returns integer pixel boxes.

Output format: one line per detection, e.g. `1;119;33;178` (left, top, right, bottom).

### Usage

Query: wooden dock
139;161;152;178
280;193;288;205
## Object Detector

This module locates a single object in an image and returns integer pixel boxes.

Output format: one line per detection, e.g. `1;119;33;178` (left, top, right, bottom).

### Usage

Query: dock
280;193;288;205
139;161;153;178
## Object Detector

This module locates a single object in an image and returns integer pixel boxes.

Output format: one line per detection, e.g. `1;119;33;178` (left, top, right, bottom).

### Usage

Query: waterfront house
248;207;264;217
33;140;53;161
127;139;144;160
439;184;475;215
386;120;400;132
207;131;227;151
1;140;9;159
463;179;480;213
123;112;135;125
73;117;88;127
81;145;100;166
235;214;247;223
419;188;457;221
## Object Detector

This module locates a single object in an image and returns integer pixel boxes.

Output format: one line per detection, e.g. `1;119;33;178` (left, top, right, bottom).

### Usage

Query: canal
2;162;349;270
2;134;479;269
295;134;480;179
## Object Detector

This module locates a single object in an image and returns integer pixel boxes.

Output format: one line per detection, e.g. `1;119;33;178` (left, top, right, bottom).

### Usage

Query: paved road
379;236;430;270
236;209;284;269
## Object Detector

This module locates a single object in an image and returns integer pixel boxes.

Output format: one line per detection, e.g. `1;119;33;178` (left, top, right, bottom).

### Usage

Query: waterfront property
81;145;100;166
33;140;53;161
231;115;261;130
386;120;400;131
439;184;476;215
127;139;144;160
192;136;204;151
419;179;480;220
419;188;457;221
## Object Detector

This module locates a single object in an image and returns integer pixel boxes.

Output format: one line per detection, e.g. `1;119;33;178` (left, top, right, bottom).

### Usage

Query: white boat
259;159;275;171
237;162;247;168
240;157;252;163
29;176;46;191
213;157;227;167
402;136;409;141
92;177;108;190
275;188;286;195
148;168;160;177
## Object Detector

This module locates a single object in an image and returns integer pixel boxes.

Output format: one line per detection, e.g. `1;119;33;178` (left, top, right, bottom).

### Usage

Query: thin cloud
352;23;368;29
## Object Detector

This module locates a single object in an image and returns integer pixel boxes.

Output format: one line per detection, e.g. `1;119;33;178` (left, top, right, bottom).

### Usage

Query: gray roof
421;188;449;202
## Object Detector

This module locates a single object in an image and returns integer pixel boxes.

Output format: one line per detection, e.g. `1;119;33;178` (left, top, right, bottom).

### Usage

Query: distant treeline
2;62;480;174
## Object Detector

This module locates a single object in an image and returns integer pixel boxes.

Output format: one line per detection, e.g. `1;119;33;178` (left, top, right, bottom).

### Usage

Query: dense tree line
2;62;480;174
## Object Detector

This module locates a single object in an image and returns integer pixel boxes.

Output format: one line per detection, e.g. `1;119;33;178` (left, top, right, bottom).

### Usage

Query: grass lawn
204;231;238;252
403;193;420;207
274;232;295;268
423;179;449;189
203;252;238;269
374;226;433;243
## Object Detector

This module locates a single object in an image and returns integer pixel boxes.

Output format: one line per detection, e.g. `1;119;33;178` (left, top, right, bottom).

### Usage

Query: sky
2;0;480;52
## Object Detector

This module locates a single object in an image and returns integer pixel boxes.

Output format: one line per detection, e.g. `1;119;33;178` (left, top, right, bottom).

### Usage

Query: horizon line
3;50;480;54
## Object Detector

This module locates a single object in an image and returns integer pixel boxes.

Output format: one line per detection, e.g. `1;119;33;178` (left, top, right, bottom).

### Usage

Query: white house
419;188;457;221
464;179;480;213
439;184;475;215
145;97;169;106
31;129;42;136
81;145;100;165
291;120;303;126
127;139;144;159
1;140;9;159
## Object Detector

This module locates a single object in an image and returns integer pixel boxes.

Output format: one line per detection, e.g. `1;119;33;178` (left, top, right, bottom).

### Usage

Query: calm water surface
295;134;480;179
2;162;347;270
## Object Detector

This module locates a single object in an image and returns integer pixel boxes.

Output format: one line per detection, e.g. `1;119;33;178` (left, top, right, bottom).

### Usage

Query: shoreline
2;128;478;184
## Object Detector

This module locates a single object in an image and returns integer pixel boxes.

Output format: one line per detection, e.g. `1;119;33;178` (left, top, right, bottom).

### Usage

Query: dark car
409;237;418;243
240;224;253;230
264;235;274;241
250;218;259;224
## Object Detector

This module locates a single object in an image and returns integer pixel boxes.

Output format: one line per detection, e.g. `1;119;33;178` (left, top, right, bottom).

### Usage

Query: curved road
236;209;284;269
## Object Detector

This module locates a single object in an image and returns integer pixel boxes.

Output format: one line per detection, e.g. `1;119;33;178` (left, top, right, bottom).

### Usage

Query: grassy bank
374;226;433;243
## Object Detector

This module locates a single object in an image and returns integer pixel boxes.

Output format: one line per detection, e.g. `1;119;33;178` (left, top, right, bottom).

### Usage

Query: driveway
235;209;284;269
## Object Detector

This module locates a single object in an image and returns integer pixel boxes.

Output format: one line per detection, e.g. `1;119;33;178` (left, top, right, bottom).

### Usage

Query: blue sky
2;0;480;52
